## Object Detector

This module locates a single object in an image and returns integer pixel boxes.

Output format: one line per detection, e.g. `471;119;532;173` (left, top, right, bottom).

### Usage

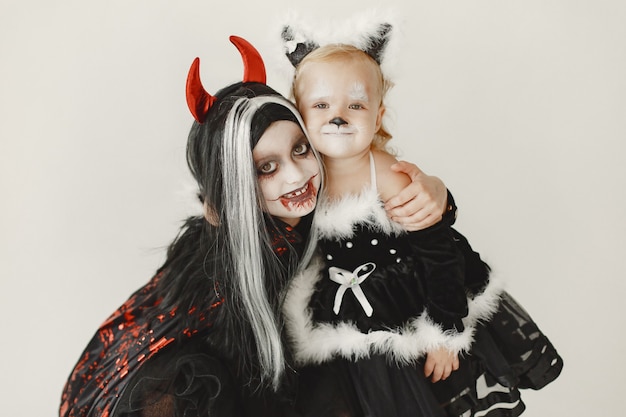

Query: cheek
355;113;376;129
302;157;321;178
300;109;322;128
258;178;280;202
308;134;324;149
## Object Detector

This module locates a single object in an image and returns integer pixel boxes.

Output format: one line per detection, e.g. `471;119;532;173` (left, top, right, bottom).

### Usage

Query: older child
281;22;563;417
60;36;448;417
59;36;324;417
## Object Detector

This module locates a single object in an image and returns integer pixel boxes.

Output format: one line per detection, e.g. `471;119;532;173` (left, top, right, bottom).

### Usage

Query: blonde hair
292;44;395;151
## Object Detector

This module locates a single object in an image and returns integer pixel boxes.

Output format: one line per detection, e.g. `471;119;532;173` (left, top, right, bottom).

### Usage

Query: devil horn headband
186;35;267;123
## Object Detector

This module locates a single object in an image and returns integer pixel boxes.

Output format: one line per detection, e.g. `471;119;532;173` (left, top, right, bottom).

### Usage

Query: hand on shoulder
372;149;411;202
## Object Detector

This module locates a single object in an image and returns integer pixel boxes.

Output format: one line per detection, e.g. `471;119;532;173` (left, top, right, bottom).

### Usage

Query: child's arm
376;151;467;326
376;152;468;382
409;217;468;382
373;151;413;201
384;160;453;231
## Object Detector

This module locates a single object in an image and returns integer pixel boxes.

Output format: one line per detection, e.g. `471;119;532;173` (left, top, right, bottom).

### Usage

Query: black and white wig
185;82;320;390
154;36;321;391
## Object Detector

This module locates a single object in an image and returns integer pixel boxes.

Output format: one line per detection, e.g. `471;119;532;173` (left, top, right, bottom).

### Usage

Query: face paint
348;82;369;102
295;58;384;161
253;120;321;226
275;179;318;209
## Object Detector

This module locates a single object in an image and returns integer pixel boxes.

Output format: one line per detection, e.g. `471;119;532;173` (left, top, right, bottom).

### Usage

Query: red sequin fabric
59;272;223;417
60;216;306;417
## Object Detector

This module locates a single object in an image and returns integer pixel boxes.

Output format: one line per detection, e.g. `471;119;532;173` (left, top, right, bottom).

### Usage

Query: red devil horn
229;35;266;84
186;36;267;123
186;57;216;123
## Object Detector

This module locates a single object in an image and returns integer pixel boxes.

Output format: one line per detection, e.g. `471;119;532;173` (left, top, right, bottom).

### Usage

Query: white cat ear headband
281;22;392;67
278;10;400;72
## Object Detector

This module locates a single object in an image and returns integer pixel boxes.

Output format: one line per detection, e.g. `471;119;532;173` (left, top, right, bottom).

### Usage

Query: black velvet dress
283;156;563;417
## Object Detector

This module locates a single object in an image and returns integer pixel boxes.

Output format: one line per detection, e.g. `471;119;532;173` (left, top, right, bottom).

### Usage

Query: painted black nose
329;117;348;126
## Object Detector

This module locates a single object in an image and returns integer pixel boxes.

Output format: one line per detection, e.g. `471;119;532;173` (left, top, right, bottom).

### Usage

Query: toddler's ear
281;25;319;68
376;104;386;131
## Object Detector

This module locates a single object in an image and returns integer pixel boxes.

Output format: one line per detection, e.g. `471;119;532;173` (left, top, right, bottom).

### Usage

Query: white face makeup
253;120;321;226
296;58;385;161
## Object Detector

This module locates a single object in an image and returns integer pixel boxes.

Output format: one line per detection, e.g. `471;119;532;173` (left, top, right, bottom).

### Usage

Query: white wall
1;1;624;415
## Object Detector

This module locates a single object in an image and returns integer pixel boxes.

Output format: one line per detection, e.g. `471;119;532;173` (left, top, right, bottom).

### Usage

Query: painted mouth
320;126;357;135
283;181;312;198
278;176;319;209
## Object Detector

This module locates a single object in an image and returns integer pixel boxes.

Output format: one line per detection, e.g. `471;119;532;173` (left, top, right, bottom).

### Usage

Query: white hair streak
222;98;283;389
220;94;323;389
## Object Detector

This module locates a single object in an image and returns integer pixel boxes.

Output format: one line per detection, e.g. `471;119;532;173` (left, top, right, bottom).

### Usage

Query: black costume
283;154;563;417
60;216;310;417
60;36;315;417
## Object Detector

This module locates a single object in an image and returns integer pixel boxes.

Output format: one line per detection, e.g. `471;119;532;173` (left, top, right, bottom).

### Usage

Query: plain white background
1;1;625;415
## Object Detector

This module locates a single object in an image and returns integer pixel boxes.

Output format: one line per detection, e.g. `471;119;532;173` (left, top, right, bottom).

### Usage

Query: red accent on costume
59;271;224;417
60;217;301;417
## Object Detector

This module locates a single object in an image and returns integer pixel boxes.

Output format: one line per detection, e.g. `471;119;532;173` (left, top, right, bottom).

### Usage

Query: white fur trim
466;272;505;326
283;257;504;366
314;187;405;240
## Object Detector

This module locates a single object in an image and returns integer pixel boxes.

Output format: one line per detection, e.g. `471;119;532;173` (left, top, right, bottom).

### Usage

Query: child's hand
424;347;459;383
384;161;447;231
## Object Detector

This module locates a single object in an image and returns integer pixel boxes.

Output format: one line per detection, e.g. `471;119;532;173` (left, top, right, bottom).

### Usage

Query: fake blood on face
279;179;318;209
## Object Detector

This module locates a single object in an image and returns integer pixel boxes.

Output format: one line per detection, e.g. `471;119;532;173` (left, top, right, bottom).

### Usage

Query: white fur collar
314;186;406;241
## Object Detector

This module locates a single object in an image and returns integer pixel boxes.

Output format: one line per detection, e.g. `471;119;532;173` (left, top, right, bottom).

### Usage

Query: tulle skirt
110;341;298;417
293;292;563;417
